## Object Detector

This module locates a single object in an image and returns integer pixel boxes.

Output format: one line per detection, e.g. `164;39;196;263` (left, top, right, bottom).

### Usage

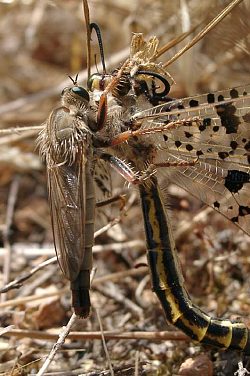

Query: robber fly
38;0;250;353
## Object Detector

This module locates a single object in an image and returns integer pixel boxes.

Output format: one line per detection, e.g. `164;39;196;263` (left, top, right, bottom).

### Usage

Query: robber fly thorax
87;34;173;176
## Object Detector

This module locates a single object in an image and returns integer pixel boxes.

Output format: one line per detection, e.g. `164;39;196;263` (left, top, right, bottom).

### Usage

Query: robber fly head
61;85;90;109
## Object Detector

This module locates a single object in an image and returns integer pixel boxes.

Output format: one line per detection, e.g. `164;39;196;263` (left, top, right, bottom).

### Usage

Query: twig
19;267;57;298
94;191;137;238
0;325;15;336
134;351;140;376
0;257;57;293
36;313;78;376
0;266;148;307
95;282;143;319
0;240;144;259
0;240;145;293
96;308;114;376
2;176;20;301
2;328;189;342
36;270;96;375
0;288;68;308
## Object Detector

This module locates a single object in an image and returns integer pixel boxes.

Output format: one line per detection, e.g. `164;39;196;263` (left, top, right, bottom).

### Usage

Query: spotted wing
135;85;250;235
47;152;86;282
94;159;112;202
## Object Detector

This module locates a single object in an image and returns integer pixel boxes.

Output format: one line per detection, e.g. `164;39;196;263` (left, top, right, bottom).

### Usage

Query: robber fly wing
43;107;87;282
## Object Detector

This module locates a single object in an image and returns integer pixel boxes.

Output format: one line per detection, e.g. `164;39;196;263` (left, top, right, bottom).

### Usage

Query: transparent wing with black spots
131;85;250;235
94;159;112;202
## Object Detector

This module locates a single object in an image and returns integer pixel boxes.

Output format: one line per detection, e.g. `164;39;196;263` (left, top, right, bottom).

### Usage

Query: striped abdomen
139;177;250;354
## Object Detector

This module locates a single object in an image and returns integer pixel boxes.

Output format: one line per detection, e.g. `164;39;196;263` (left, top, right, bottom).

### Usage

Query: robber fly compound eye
61;87;68;96
71;86;90;101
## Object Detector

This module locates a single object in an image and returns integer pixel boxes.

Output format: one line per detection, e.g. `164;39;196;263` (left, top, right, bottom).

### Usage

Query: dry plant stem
0;267;148;309
174;206;213;243
36;313;78;376
37;269;96;376
0;287;68;308
0;256;146;295
0;125;43;136
135;274;150;308
95;282;143;319
0;239;145;259
96;308;114;376
0;256;57;293
2;328;189;342
0;325;14;336
164;0;244;67
19;267;57;298
134;351;140;376
2;176;20;301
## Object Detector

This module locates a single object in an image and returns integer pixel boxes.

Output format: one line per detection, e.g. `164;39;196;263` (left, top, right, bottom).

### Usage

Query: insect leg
100;153;140;184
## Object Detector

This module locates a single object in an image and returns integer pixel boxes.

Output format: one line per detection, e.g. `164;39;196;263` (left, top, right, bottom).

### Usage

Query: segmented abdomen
139;177;250;353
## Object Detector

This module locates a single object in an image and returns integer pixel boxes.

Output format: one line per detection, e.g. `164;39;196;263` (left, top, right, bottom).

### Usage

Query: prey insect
38;0;250;353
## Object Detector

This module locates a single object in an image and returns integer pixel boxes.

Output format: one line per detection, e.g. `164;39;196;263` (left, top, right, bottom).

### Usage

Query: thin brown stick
95;282;143;318
2;327;189;342
2;176;20;301
0;267;148;308
134;351;140;376
163;0;244;67
0;241;145;294
37;269;96;375
36;314;78;376
0;257;57;293
96;308;114;376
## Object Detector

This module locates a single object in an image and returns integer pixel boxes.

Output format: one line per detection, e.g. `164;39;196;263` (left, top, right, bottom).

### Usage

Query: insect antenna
90;22;107;75
68;73;79;86
163;0;244;67
135;71;171;98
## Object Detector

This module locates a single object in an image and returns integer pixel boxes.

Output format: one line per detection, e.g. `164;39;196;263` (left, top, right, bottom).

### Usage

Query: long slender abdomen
139;177;250;354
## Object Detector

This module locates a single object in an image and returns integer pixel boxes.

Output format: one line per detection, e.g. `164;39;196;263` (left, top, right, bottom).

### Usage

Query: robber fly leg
135;158;199;183
100;153;141;184
96;193;126;210
153;158;198;168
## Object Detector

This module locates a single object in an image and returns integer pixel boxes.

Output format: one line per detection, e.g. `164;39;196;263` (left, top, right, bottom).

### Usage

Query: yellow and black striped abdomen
139;177;250;354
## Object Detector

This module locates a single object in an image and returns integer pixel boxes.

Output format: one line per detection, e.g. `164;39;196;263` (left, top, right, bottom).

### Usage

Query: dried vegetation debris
0;0;249;375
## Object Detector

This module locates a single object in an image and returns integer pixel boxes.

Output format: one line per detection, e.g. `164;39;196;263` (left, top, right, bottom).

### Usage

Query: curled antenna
135;71;170;97
68;73;79;86
90;22;107;74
